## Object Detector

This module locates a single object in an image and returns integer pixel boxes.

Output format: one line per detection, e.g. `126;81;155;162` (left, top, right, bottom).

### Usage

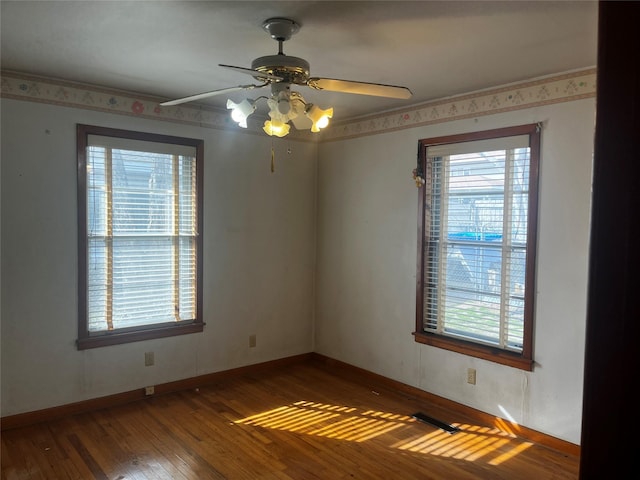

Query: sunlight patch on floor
234;401;408;442
234;401;534;465
392;422;533;464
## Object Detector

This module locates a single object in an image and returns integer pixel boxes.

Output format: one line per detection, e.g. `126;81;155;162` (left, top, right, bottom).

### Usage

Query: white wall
0;99;317;416
315;99;594;444
0;93;595;446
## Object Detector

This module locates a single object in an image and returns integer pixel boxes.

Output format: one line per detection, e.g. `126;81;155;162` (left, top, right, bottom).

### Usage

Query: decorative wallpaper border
323;68;597;142
1;68;596;142
0;71;312;141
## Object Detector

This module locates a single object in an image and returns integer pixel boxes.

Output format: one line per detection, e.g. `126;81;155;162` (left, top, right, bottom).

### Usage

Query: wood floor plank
1;362;579;479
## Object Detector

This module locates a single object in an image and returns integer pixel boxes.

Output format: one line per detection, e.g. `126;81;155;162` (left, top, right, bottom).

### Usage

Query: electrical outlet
467;368;477;385
145;386;155;395
249;334;257;348
144;351;154;366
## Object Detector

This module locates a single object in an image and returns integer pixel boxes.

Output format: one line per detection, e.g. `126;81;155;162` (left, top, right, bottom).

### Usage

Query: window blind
86;137;198;333
424;135;530;351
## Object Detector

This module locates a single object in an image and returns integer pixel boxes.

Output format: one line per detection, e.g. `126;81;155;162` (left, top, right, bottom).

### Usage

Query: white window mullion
436;156;451;334
172;154;180;321
105;147;114;331
499;148;515;348
188;158;198;320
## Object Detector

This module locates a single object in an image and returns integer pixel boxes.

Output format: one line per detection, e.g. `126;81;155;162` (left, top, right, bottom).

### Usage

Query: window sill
77;323;204;350
413;331;534;371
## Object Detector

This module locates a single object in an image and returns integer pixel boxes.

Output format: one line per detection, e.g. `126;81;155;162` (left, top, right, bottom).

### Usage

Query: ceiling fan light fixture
162;17;412;138
227;98;256;128
306;104;333;132
263;119;290;137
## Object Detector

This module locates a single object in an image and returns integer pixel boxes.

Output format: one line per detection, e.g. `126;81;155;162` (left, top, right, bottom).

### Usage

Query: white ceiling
1;1;598;122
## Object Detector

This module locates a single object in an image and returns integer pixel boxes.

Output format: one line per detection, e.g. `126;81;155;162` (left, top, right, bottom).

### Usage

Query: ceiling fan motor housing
253;18;309;85
251;55;310;85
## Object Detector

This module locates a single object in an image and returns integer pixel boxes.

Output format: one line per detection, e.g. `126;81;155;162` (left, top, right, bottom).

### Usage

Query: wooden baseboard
0;351;581;458
0;353;313;431
309;353;580;457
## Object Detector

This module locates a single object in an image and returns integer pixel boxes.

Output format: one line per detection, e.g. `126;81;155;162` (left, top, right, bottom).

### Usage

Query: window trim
414;124;540;371
76;124;204;350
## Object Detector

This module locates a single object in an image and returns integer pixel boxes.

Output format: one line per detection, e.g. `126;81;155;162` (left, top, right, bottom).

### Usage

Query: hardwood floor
1;361;579;479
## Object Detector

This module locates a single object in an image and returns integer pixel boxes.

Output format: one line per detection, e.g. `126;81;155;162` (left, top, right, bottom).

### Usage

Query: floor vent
411;412;459;434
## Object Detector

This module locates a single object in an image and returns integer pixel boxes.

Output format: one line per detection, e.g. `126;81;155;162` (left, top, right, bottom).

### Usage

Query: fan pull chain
271;142;275;173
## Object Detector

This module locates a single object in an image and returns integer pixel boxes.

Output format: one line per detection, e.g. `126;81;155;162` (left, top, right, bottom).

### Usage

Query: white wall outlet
467;368;477;385
145;386;155;395
144;351;154;366
249;334;257;348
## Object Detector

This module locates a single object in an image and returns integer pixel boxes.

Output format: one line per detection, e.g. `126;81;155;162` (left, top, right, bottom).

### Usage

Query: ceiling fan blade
219;64;283;82
307;77;412;99
160;84;267;106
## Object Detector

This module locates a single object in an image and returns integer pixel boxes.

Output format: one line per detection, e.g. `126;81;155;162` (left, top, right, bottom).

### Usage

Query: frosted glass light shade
263;119;290;137
306;105;333;132
227;99;256;128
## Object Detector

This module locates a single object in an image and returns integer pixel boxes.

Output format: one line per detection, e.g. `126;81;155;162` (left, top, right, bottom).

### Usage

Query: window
77;125;204;349
414;124;540;370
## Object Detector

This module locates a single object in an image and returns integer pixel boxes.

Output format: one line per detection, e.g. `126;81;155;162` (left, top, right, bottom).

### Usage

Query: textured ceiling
1;1;598;121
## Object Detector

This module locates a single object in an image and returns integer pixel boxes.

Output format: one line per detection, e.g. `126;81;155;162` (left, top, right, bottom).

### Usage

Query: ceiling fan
160;17;413;137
